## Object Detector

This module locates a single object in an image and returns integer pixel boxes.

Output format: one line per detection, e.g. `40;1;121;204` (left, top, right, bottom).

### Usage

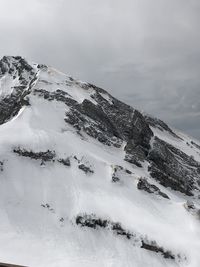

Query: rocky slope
0;56;199;267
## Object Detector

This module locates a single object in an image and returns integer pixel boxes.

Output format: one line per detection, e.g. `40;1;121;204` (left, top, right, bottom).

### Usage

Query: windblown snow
0;56;199;267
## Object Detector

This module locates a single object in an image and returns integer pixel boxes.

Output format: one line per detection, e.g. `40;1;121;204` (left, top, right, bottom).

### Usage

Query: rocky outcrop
65;85;153;163
0;56;37;125
137;178;169;199
13;148;56;164
33;81;153;166
33;89;76;107
76;213;179;261
148;137;200;196
0;87;31;125
140;240;175;260
65;103;123;148
111;165;133;183
184;200;200;219
57;158;71;166
111;165;122;182
78;163;94;174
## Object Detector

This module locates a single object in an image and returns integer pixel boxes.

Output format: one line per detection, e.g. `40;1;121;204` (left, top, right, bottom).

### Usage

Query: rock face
64;84;154;165
148;137;200;196
0;56;37;125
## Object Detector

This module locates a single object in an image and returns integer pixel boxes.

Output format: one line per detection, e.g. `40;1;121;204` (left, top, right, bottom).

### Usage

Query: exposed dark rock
78;164;94;174
65;108;122;147
33;89;76;107
0;161;3;172
112;176;120;183
111;165;133;183
112;165;122;182
76;214;132;239
184;200;200;219
0;88;31;125
13;148;56;163
76;214;108;229
80;99;121;139
57;158;71;166
137;178;170;199
73;155;80;163
141;240;175;260
125;169;132;174
76;214;179;261
124;153;142;168
111;222;132;240
37;64;48;70
63;84;153;155
124;110;153;159
191;141;200;150
0;56;37;125
148;137;200;196
185;200;195;210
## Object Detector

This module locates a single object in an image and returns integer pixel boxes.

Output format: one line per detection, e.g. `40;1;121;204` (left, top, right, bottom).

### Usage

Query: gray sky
0;0;200;139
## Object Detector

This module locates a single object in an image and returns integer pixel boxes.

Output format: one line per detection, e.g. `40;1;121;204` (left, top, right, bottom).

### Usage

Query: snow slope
0;56;199;267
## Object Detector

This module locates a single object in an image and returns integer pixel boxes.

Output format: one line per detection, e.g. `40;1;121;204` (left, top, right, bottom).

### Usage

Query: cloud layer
0;0;200;138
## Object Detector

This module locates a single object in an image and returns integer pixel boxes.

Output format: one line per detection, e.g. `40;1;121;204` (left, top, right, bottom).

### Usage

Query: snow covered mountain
0;55;200;267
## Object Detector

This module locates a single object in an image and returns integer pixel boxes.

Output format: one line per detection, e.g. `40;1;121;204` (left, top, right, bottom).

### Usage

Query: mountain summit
0;56;199;267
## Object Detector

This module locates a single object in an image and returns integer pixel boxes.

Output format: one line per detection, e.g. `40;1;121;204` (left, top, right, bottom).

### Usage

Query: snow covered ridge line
1;55;200;197
75;214;186;262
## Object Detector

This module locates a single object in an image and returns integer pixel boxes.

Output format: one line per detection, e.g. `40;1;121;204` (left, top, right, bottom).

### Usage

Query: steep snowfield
0;56;199;267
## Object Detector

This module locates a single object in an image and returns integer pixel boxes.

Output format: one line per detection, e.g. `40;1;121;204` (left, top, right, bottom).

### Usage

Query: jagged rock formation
148;137;200;196
0;56;37;125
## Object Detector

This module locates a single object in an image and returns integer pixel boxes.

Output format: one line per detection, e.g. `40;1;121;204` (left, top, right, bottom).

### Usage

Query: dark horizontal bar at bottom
0;263;27;267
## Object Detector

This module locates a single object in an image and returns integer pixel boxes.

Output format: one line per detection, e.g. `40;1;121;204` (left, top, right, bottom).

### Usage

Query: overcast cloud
0;0;200;138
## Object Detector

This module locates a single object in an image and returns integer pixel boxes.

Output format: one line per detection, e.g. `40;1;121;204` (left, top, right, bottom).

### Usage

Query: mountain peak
0;56;200;266
0;55;35;77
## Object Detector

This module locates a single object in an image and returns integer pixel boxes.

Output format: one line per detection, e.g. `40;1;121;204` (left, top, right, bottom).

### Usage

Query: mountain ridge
0;55;199;267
